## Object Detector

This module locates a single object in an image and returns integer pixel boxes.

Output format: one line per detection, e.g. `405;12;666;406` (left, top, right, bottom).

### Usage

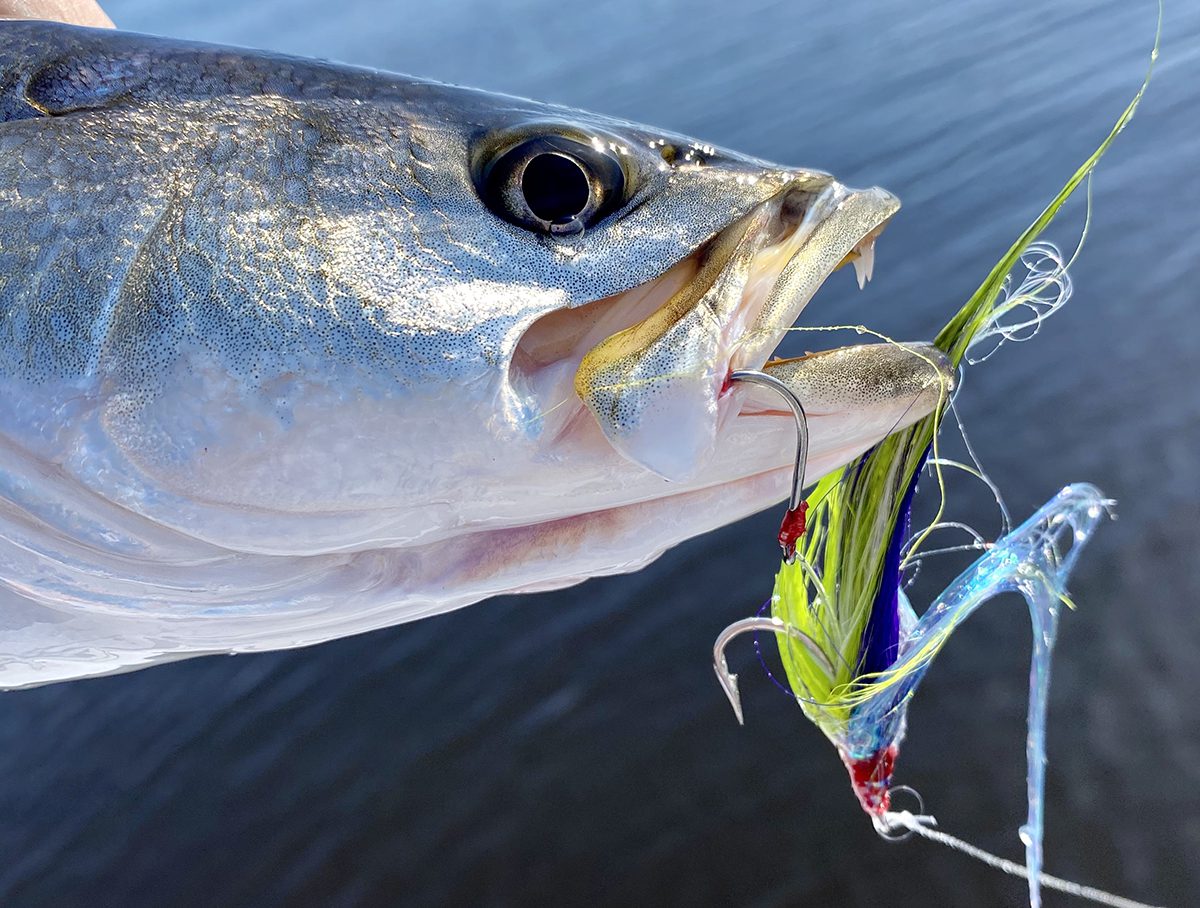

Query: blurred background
1;0;1196;905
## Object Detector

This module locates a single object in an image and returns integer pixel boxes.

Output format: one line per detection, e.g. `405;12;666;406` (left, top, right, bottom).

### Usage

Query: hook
730;370;810;561
730;370;809;514
712;616;833;725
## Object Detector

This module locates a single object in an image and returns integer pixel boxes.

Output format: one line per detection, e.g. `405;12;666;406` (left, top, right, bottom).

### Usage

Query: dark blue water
2;1;1197;905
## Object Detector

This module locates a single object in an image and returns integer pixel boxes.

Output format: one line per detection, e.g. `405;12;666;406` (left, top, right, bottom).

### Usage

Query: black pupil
521;153;591;223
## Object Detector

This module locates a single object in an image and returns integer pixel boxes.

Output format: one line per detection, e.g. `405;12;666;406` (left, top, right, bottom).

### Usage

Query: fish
0;21;952;687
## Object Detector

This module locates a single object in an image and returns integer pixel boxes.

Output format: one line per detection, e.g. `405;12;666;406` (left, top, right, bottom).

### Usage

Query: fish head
390;80;926;485
451;112;941;485
0;23;957;685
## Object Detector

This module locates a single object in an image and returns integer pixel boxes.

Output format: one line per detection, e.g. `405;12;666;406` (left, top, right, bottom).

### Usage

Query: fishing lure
713;24;1159;908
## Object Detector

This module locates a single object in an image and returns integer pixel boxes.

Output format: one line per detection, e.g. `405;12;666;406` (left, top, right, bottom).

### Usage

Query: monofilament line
882;811;1164;908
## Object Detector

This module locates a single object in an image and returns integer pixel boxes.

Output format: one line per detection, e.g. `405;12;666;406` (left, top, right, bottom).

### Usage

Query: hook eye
871;785;927;843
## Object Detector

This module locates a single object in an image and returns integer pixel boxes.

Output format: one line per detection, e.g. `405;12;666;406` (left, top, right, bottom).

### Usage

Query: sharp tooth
852;238;876;290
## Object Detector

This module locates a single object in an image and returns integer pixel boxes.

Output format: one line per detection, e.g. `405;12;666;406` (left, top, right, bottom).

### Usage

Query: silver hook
729;370;809;514
712;616;833;725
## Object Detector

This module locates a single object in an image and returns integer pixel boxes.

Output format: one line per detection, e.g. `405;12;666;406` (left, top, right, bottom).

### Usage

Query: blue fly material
856;446;930;678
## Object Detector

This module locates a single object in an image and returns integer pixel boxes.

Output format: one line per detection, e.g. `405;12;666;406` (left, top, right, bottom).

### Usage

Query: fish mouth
512;176;948;485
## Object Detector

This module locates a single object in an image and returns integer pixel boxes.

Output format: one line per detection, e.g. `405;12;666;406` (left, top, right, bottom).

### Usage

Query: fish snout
573;178;904;482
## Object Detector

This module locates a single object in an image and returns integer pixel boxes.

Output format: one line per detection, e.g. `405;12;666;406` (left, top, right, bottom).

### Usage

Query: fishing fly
711;19;1160;908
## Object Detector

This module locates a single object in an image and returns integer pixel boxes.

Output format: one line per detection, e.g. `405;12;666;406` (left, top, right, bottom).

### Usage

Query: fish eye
479;134;626;235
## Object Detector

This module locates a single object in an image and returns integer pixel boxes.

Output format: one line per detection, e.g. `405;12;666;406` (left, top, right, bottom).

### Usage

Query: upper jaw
573;178;901;481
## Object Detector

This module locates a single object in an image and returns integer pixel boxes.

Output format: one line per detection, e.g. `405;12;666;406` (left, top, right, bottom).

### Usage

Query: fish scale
0;20;945;687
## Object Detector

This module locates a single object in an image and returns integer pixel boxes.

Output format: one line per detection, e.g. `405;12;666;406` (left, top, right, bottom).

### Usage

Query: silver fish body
0;22;950;686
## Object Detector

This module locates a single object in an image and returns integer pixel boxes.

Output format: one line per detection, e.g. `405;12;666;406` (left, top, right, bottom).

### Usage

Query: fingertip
0;0;114;28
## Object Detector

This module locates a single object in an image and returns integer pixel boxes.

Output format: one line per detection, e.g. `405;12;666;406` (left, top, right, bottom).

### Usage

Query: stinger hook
712;616;833;725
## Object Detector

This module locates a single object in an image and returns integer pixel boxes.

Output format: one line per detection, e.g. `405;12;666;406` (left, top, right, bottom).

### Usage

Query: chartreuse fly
714;15;1162;908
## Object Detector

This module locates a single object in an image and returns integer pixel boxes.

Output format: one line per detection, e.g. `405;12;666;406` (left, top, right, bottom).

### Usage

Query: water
1;0;1196;905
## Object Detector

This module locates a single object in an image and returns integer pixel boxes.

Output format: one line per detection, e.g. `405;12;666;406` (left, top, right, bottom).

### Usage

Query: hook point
713;664;746;725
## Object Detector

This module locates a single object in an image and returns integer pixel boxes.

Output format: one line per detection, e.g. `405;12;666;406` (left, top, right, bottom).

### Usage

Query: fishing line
968;180;1093;364
880;810;1164;908
902;376;1011;585
944;387;1013;534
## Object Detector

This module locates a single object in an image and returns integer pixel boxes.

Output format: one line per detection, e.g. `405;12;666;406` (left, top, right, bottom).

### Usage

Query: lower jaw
0;460;801;691
0;411;859;688
491;403;900;594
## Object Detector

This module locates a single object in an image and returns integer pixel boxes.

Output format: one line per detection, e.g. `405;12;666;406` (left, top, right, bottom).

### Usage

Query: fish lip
746;342;956;415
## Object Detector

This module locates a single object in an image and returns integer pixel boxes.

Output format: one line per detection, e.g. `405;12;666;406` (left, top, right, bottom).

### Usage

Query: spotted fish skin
0;22;815;536
0;21;796;387
0;23;943;687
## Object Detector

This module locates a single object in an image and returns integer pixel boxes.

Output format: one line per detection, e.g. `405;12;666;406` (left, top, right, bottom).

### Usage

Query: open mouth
510;178;942;483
